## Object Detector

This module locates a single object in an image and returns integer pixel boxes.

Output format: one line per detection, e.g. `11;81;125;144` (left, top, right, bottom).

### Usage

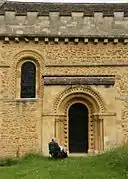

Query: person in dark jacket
48;139;61;158
48;139;68;159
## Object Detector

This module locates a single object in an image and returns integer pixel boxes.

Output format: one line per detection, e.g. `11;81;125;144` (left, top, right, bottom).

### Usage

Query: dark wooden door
68;103;88;153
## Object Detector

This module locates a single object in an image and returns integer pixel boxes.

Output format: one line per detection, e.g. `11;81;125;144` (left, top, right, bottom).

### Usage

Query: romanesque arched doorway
68;103;88;153
53;86;106;154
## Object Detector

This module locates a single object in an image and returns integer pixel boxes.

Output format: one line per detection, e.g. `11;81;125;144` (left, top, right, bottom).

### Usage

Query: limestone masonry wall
0;100;42;157
0;41;128;155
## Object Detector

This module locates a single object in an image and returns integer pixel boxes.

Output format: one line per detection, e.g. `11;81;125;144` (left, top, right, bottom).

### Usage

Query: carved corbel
104;38;108;44
54;37;59;44
113;38;118;44
64;38;69;44
15;37;19;43
94;38;98;44
124;39;128;44
24;38;29;43
4;37;9;43
74;38;79;44
44;37;49;43
84;38;88;44
34;37;39;43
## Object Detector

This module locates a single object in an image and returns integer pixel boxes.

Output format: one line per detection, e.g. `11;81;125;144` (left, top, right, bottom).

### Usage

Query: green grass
0;147;128;179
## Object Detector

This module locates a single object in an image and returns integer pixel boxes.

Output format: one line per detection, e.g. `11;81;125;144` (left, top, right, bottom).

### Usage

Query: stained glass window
21;61;36;98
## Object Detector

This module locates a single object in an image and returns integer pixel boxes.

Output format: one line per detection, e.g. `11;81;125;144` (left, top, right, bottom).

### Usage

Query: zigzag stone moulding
53;85;105;152
53;85;106;114
62;94;98;114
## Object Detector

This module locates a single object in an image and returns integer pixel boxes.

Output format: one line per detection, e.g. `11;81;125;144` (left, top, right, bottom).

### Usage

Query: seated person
48;139;68;158
48;139;61;158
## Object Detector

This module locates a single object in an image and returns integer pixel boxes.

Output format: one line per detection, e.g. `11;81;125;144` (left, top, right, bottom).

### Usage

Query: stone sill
15;98;38;102
0;98;39;102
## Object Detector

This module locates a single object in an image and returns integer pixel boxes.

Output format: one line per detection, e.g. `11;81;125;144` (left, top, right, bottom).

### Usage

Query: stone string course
43;76;115;85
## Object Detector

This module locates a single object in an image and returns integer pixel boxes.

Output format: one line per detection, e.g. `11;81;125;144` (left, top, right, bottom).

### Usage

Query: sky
7;0;128;3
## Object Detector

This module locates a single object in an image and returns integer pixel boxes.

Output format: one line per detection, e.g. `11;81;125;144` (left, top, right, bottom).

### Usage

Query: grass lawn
0;147;128;179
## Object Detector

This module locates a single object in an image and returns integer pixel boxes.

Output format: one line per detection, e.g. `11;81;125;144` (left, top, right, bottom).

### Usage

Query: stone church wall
0;40;128;155
0;100;42;157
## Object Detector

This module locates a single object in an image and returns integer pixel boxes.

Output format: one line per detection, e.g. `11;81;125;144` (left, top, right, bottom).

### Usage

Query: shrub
0;157;18;167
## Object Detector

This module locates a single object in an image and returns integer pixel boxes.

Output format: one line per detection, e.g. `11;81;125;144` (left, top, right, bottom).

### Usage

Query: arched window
21;61;36;98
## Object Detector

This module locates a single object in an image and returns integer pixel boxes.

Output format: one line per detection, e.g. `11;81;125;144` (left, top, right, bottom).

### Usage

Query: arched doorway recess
68;103;88;153
53;86;106;154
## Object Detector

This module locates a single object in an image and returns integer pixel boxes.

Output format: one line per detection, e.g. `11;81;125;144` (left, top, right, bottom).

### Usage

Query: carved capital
55;115;65;122
93;114;103;121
